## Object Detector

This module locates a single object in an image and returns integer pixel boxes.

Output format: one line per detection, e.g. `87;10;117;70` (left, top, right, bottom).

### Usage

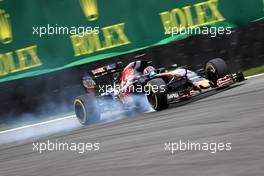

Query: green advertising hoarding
0;0;263;82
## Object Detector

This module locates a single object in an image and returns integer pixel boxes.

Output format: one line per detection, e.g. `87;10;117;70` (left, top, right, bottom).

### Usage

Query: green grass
244;65;264;77
0;124;15;131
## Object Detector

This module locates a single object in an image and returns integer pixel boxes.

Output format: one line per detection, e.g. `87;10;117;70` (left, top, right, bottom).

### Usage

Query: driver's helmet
143;66;156;77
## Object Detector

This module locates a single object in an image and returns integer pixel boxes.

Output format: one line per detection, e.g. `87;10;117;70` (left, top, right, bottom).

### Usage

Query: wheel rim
147;93;158;110
74;100;86;124
206;64;218;85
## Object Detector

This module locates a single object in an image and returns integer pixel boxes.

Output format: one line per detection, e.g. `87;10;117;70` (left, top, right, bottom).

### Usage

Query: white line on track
0;115;75;134
0;73;263;135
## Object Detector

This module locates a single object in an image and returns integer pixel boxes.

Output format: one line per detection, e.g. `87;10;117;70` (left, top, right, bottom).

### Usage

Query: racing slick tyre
74;94;101;125
206;58;230;86
146;78;168;111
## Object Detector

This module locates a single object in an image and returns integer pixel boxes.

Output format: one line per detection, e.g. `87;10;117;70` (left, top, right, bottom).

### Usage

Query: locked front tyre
74;94;101;125
206;58;230;86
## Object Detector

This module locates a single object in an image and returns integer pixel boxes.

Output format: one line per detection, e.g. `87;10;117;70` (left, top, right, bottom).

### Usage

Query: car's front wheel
206;58;230;86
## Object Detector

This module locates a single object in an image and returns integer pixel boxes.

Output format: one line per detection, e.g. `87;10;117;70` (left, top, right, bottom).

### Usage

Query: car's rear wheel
74;94;101;125
206;58;230;85
146;78;168;110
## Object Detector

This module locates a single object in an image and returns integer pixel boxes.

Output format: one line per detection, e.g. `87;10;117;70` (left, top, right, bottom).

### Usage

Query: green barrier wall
0;0;263;82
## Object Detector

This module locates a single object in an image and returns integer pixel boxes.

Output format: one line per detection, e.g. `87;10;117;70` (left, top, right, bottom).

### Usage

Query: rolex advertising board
0;0;263;83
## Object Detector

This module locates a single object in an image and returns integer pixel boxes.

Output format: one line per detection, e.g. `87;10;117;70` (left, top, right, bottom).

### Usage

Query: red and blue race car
74;58;245;125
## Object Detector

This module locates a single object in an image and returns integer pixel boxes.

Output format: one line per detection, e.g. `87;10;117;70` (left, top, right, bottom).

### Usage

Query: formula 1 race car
74;58;245;125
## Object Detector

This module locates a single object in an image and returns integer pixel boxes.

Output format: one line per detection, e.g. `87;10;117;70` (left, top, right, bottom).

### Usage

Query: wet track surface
0;76;264;176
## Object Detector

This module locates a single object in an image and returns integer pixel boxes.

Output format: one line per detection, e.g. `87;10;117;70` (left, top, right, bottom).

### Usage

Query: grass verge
243;65;264;77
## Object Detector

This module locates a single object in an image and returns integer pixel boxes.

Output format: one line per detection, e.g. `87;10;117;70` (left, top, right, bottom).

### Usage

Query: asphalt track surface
0;76;264;176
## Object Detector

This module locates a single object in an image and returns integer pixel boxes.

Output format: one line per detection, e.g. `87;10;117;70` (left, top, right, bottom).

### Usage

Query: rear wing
91;62;123;78
89;55;151;78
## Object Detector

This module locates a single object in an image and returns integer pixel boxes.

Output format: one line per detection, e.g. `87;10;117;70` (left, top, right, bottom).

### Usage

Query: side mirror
171;64;178;69
156;68;166;74
147;61;152;65
196;68;205;73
